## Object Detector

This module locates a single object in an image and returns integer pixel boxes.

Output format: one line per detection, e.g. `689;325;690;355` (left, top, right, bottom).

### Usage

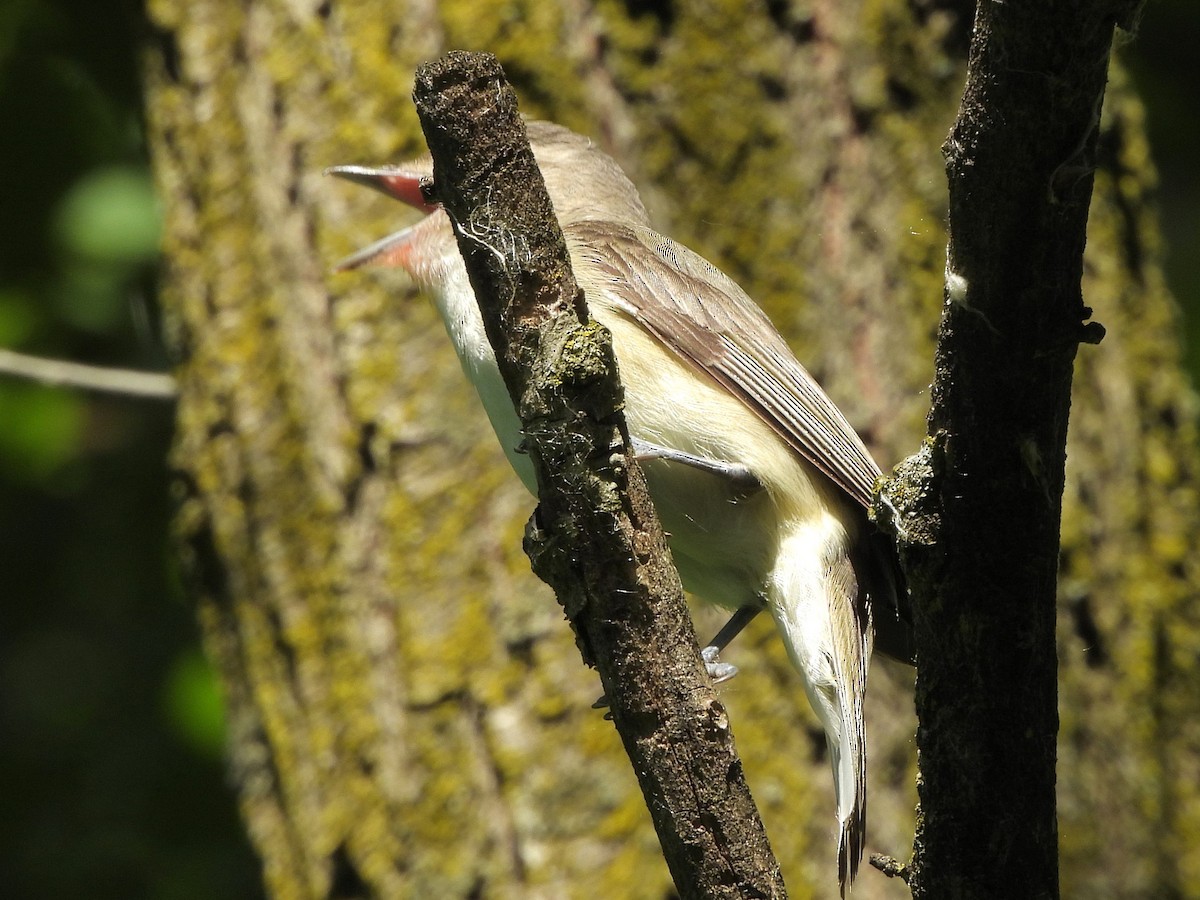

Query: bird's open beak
326;165;438;212
325;165;440;271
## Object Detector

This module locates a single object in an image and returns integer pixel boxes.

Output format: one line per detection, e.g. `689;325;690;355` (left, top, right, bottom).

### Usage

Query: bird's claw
701;645;739;683
591;646;738;714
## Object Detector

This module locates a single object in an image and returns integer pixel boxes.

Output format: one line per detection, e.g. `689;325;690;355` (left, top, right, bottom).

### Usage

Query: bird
328;120;912;895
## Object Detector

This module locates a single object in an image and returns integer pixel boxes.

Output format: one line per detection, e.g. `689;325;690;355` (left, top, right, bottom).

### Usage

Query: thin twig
0;349;176;400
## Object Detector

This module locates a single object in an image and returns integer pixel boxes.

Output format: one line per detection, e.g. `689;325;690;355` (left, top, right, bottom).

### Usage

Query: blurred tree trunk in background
142;0;1200;897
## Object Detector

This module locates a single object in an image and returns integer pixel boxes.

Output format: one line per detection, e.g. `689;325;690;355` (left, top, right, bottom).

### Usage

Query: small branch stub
869;853;911;884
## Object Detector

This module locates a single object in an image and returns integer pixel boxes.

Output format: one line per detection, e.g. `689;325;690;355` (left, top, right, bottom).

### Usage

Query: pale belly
638;457;776;611
457;337;777;611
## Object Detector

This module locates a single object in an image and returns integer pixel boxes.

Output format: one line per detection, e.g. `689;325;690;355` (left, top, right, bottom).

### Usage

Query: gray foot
592;646;738;713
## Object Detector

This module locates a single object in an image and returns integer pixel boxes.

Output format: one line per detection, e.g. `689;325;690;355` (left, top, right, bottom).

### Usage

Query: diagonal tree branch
411;51;786;900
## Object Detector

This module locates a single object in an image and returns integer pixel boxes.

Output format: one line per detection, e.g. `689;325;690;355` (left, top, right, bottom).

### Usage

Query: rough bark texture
412;52;784;899
880;2;1142;897
143;0;1200;897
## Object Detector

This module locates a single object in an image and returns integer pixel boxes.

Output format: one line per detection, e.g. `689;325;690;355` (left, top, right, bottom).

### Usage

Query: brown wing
569;220;882;510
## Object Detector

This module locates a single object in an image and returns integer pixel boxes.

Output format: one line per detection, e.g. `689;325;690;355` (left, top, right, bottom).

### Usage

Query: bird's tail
834;705;867;897
825;551;871;898
769;529;874;897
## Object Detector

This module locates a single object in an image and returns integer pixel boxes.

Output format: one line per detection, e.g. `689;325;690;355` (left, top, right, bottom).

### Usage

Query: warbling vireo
329;121;912;895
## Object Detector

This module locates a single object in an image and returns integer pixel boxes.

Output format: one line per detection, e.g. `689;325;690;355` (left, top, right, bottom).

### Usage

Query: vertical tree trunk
143;0;1200;896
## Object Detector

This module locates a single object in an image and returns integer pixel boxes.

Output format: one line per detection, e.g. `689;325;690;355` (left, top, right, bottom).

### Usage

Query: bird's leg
630;438;762;494
703;602;764;656
592;603;763;713
693;602;765;688
591;441;766;714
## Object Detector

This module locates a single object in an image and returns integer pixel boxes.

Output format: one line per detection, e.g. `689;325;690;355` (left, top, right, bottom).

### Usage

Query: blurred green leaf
49;164;160;332
162;649;227;760
54;165;160;263
0;383;83;480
